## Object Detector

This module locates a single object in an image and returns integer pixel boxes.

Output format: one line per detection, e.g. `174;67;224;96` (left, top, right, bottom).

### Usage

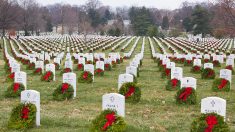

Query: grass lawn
0;37;234;132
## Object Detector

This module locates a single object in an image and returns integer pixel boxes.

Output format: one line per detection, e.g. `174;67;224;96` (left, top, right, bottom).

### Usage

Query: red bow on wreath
61;83;69;93
218;79;228;89
171;79;178;88
194;66;200;71
83;72;89;80
179;87;192;101
105;64;109;68
125;86;135;98
165;69;171;76
96;69;103;73
43;72;52;81
8;72;15;79
21;106;30;119
64;68;71;73
78;64;83;69
207;70;214;78
225;65;232;70
102;112;116;131
204;115;218;132
35;68;42;73
187;60;191;64
13;83;20;92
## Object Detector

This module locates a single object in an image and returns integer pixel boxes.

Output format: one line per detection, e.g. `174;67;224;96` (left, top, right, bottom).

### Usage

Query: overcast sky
37;0;207;10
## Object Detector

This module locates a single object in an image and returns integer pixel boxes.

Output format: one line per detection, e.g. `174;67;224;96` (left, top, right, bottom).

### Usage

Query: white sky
37;0;207;10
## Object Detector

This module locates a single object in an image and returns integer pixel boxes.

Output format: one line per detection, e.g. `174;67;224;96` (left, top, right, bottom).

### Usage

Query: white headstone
45;64;55;81
102;93;125;117
171;67;183;80
84;64;94;81
126;66;137;77
204;63;213;69
193;59;202;66
63;73;77;97
220;69;232;83
181;77;197;89
21;90;40;126
201;97;226;118
96;61;104;70
118;74;134;89
14;71;27;89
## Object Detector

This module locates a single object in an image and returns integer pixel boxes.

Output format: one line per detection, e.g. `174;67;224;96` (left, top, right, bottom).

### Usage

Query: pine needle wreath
33;68;42;75
112;61;117;68
6;72;15;82
95;68;104;76
90;109;126;132
213;60;221;67
41;71;54;82
175;87;197;105
161;68;171;78
104;64;112;71
191;66;202;74
78;71;93;83
201;68;216;79
8;103;37;130
184;60;193;66
203;59;210;63
77;64;84;71
4;63;11;73
44;60;50;65
5;83;25;98
165;78;181;91
158;64;166;72
119;82;141;103
54;63;60;70
60;68;72;75
116;59;121;64
212;78;230;92
191;113;229;132
86;60;93;64
53;83;74;101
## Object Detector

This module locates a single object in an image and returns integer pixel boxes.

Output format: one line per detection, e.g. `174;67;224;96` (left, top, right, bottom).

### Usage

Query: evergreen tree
162;16;169;30
182;17;192;32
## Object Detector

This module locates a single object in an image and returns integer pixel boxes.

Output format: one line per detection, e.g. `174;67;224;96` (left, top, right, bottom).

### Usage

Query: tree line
0;0;234;38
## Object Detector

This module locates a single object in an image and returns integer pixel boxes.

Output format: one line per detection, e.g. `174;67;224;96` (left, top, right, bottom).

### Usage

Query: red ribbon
35;68;42;73
204;59;209;63
21;106;30;119
61;83;69;93
64;68;71;73
225;65;233;70
105;64;110;68
165;69;171;76
125;86;135;98
194;66;201;71
171;79;178;88
95;69;103;74
78;64;83;69
218;79;228;89
83;72;89;80
13;83;20;92
8;72;15;79
204;115;218;132
112;61;116;65
43;71;52;81
187;60;192;64
179;87;192;101
102;112;116;131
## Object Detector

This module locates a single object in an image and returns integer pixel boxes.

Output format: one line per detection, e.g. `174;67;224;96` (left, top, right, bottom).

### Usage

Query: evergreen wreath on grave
33;68;42;75
191;65;202;73
116;58;121;64
7;72;15;82
41;71;53;82
112;61;117;68
184;60;193;66
201;68;216;79
8;103;37;130
90;109;126;132
44;60;50;65
119;82;141;103
61;68;72;75
179;58;185;64
78;71;93;83
191;113;229;132
95;68;104;76
120;57;123;63
4;63;11;73
159;64;166;72
225;65;234;74
26;63;35;70
77;63;84;71
212;78;230;92
5;83;25;98
213;60;221;67
105;63;112;71
54;63;60;70
165;78;181;91
86;60;93;64
161;68;171;78
157;60;162;66
203;58;210;63
175;87;197;105
53;83;74;101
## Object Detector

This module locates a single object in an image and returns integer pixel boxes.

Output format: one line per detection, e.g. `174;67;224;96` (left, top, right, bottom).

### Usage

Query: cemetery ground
0;38;234;132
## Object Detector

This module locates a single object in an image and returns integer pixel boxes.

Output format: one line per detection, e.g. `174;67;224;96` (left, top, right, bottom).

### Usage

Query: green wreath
95;68;104;76
54;63;60;70
53;83;74;101
5;83;25;98
8;103;37;130
201;68;216;79
112;61;117;68
175;87;197;105
26;63;35;70
78;71;93;83
105;64;112;71
191;66;202;74
41;71;54;82
161;68;171;78
158;64;166;72
184;60;193;66
33;68;42;75
77;64;84;71
212;78;230;92
191;113;229;132
225;65;234;75
60;68;72;75
119;82;141;103
6;72;15;82
165;78;181;91
116;59;121;64
213;60;221;67
90;109;126;132
4;63;11;74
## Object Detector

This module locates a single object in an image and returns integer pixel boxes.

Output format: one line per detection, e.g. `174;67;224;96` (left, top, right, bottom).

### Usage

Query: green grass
0;37;234;132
